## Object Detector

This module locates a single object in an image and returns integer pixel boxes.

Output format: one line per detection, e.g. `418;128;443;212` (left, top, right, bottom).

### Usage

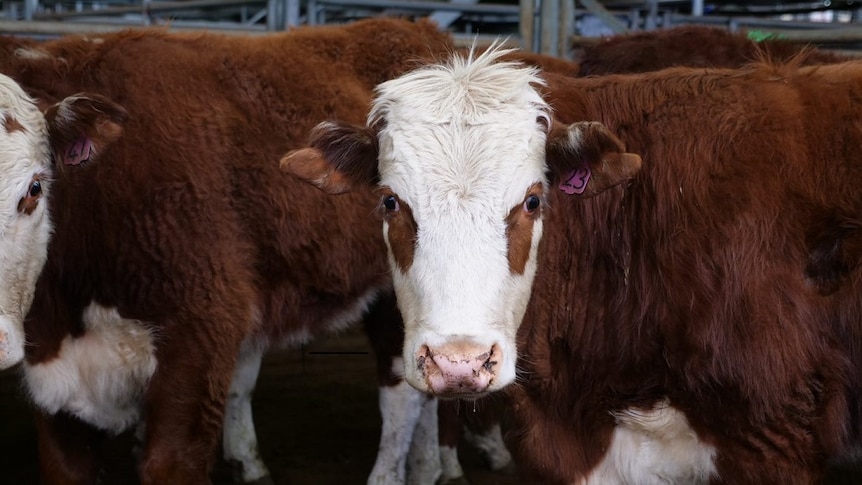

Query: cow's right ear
44;93;127;168
280;121;380;195
546;121;642;198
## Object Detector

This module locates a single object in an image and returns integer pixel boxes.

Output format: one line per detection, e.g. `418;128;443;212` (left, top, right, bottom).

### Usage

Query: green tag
747;30;784;43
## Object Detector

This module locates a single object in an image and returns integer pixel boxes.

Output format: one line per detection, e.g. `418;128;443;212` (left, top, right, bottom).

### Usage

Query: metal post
644;0;657;30
691;0;704;17
142;0;152;26
266;0;280;30
23;0;38;21
541;0;559;56
285;0;299;28
532;0;542;53
559;0;574;59
308;0;318;24
520;0;535;52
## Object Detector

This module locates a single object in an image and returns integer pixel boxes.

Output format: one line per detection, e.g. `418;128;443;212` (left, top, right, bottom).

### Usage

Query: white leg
406;395;441;485
464;422;513;471
368;376;427;485
223;341;271;484
439;445;466;482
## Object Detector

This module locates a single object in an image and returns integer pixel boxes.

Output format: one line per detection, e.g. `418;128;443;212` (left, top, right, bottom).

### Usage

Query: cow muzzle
416;339;501;398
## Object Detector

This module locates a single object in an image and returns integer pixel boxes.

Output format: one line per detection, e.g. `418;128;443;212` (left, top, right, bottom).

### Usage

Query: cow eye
18;177;43;214
524;194;541;213
29;180;41;198
383;195;400;212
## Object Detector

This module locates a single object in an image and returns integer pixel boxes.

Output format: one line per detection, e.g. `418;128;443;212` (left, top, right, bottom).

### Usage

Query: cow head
0;77;125;370
281;47;641;398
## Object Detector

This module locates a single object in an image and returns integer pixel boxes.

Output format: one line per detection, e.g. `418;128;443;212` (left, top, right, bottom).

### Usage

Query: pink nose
417;340;500;397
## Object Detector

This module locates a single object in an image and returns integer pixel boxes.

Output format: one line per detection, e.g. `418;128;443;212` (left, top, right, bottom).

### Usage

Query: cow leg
223;340;273;485
34;409;105;485
406;394;441;485
462;400;515;473
138;313;246;485
463;421;514;473
438;400;469;485
363;293;427;485
368;378;429;484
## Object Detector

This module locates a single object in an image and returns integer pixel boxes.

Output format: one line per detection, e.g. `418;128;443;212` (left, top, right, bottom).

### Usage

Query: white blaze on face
370;46;551;397
0;75;52;370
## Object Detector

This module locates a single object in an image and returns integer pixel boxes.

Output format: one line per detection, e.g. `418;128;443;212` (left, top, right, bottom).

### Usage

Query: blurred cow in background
284;45;862;484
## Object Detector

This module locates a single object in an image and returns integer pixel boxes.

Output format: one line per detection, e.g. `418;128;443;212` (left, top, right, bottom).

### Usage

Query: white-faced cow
0;75;124;372
283;45;862;484
283;45;640;399
0;19;537;485
0;19;452;485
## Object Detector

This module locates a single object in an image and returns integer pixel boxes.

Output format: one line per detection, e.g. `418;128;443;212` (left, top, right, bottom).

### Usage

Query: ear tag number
64;137;93;166
560;167;591;195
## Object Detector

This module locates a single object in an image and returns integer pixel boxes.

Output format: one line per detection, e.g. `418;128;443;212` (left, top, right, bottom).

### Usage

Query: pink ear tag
63;137;92;166
559;167;591;195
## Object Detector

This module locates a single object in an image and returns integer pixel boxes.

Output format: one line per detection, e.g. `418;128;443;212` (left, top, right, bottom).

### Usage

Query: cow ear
280;121;379;195
546;121;642;198
44;93;127;168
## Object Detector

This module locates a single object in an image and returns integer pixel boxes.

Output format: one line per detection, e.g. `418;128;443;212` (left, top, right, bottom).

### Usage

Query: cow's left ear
546;121;642;198
280;121;380;195
44;93;127;168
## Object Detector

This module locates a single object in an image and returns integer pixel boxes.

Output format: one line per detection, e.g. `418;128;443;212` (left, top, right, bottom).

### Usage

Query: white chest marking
580;400;717;485
24;302;157;434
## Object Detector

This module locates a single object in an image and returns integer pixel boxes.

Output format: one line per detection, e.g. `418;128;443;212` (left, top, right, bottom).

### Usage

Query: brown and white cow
575;24;845;76
0;19;462;485
283;46;862;483
0;75;123;372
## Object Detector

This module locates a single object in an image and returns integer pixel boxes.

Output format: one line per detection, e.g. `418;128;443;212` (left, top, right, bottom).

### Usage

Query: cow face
0;77;125;370
281;47;641;398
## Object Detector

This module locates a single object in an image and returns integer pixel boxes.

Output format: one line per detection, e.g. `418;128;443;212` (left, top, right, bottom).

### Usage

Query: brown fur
3;113;24;133
505;62;862;483
378;189;417;273
577;25;846;76
505;183;543;275
2;19;454;484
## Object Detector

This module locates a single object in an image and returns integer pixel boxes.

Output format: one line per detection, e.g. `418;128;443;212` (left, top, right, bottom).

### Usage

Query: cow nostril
482;344;499;373
417;344;432;371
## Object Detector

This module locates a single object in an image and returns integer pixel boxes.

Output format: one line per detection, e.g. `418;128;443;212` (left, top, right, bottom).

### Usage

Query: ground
0;327;519;485
0;327;859;484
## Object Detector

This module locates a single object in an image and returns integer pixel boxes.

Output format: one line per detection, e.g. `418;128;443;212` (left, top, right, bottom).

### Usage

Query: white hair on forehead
0;74;45;133
369;40;551;126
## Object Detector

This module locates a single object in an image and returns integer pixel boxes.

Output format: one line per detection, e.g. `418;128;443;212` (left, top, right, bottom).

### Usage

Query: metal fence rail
1;1;861;56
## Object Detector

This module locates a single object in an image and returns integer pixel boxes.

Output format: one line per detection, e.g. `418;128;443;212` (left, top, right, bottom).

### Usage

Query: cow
576;24;845;76
0;77;124;373
3;23;588;484
282;46;862;483
0;19;462;485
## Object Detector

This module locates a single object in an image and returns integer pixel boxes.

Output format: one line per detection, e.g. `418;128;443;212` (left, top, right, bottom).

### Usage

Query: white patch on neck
581;400;717;485
274;285;386;348
24;302;157;434
14;47;52;60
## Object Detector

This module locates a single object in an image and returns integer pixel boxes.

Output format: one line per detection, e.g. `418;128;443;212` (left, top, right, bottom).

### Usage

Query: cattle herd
0;16;859;485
